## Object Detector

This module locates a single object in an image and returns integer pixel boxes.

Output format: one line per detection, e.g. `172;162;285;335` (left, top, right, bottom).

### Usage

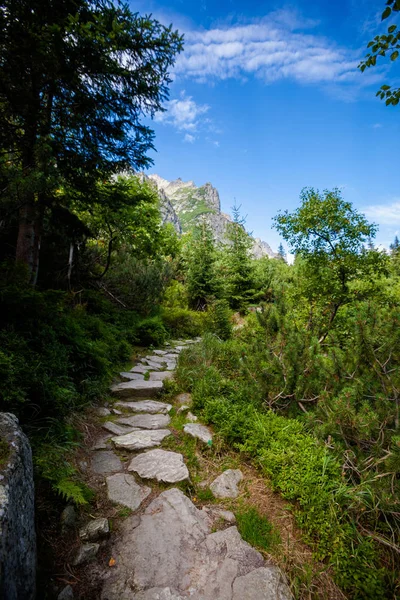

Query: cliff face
147;174;277;258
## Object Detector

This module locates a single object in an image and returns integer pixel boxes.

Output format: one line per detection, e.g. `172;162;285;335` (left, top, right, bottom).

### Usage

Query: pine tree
224;206;256;313
185;220;219;310
278;243;286;261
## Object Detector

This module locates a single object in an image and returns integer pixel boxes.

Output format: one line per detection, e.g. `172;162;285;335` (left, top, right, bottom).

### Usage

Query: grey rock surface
115;400;172;414
0;413;36;600
232;566;292;600
91;451;123;475
139;359;163;371
96;407;111;416
117;414;171;430
145;355;167;364
149;370;174;381
210;469;243;499
186;411;198;422
91;436;111;451
61;505;76;531
57;584;74;600
102;421;136;436
106;473;151;510
79;518;109;541
202;505;236;525
73;542;99;566
119;372;145;381
101;488;291;600
128;450;189;483
111;380;163;398
130;364;152;374
183;422;213;444
153;350;168;356
177;405;190;414
112;429;171;450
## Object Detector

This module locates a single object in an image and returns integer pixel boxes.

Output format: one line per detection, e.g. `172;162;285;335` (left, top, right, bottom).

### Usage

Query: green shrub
162;307;205;338
205;299;233;340
236;507;280;551
135;315;168;346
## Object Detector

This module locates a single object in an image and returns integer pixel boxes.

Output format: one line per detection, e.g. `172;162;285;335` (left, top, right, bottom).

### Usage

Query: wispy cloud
184;133;195;143
372;123;382;129
173;12;381;90
154;92;209;131
364;200;400;225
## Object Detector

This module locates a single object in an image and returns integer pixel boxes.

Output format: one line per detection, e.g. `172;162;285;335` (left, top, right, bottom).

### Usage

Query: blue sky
131;0;400;253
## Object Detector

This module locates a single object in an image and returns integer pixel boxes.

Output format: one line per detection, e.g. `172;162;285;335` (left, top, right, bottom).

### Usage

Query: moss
0;437;10;467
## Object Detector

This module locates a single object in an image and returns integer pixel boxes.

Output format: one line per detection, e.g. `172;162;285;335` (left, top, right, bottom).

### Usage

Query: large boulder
0;413;36;600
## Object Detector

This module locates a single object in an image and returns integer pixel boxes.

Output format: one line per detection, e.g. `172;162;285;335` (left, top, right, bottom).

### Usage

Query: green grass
236;506;280;552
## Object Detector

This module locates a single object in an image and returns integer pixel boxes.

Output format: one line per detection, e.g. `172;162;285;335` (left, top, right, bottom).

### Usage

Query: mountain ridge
146;174;277;259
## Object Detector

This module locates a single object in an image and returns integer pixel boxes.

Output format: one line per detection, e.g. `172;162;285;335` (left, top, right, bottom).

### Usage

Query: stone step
102;421;137;436
111;429;171;450
130;365;153;374
117;414;171;430
139;359;163;371
111;380;163;399
210;469;243;499
91;451;123;475
119;372;145;381
101;488;292;600
149;371;173;382
128;449;189;483
183;423;213;444
115;400;172;414
106;473;151;511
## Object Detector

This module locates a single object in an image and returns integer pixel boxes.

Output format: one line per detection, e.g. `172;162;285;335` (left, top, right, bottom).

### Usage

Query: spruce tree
185;219;219;310
224;206;255;312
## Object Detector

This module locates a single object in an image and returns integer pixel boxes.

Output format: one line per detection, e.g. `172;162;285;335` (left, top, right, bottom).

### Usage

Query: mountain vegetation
0;1;399;599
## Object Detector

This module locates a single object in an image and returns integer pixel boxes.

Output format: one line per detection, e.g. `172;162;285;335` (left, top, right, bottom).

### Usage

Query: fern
54;478;90;505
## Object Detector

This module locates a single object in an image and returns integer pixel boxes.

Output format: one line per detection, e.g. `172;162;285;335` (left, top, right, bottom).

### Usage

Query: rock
177;405;190;414
73;542;99;566
79;517;109;542
0;413;36;600
119;372;145;381
112;429;171;450
165;362;176;371
149;371;174;381
102;421;136;436
130;365;151;374
101;488;291;600
186;412;198;422
115;400;172;414
163;353;179;360
128;450;189;483
145;355;167;364
153;350;168;356
202;505;236;524
183;423;212;444
61;505;76;531
175;393;192;406
91;451;122;475
117;414;171;430
210;469;243;499
232;567;292;600
96;407;111;416
91;436;111;451
112;408;122;415
106;473;151;510
57;584;74;600
139;359;163;371
111;380;163;399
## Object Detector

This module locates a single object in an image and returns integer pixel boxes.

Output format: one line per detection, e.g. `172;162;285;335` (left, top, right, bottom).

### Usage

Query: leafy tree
273;188;387;340
224;206;256;312
184;220;219;310
359;0;400;106
0;0;183;282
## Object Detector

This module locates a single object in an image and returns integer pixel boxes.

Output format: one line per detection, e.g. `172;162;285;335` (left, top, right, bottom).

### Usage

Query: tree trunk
15;200;41;285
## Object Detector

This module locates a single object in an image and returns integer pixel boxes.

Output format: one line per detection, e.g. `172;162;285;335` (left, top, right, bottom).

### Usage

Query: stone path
64;338;292;600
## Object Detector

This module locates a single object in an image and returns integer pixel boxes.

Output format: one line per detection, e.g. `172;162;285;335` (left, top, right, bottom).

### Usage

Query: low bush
162;307;205;338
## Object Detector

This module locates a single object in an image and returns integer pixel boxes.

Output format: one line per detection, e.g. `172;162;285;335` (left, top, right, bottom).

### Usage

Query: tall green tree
0;0;183;282
274;188;387;340
184;219;219;310
224;206;255;312
359;0;400;106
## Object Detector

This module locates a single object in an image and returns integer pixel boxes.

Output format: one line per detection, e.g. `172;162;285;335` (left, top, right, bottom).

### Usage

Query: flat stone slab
117;414;171;430
210;469;243;499
119;372;145;381
73;542;99;566
106;473;151;511
112;429;171;450
149;371;174;381
96;407;111;416
101;488;292;600
145;355;167;364
115;400;172;414
139;359;163;371
102;421;136;436
175;393;192;406
130;365;151;374
153;350;168;356
91;451;123;475
111;380;163;398
183;423;213;444
91;436;112;450
128;450;189;483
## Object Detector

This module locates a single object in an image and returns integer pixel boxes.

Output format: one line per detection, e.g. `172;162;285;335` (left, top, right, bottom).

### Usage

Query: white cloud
173;14;375;89
372;123;382;128
364;200;400;225
184;133;195;143
155;92;209;131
